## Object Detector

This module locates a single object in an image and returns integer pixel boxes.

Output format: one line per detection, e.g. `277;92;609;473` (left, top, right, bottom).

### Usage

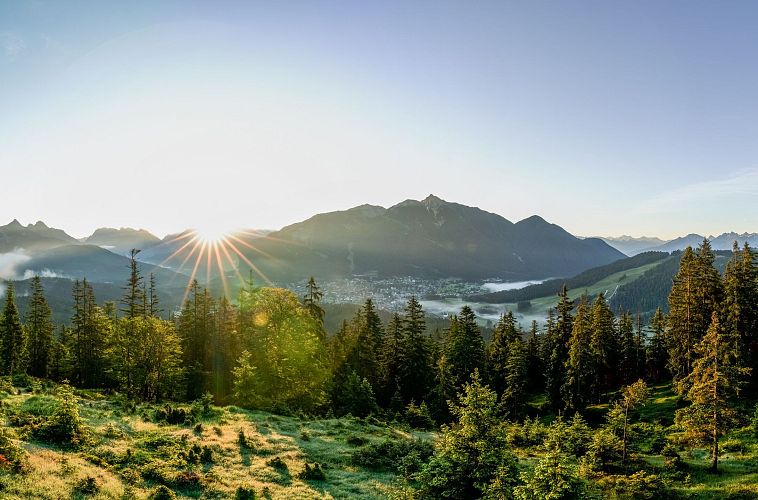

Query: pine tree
0;282;26;375
667;247;701;389
721;242;758;392
398;296;433;404
589;293;617;399
546;286;573;411
619;312;636;386
486;311;518;395
646;308;668;382
675;312;750;472
121;249;146;319
442;305;485;390
667;241;724;395
379;313;404;404
303;277;325;333
563;298;594;412
525;320;544;393
25;276;54;378
69;280;110;387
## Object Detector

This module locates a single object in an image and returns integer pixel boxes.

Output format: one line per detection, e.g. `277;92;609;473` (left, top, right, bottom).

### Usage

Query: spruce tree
25;276;54;378
443;305;485;390
303;276;325;334
546;286;573;411
379;313;404;404
589;293;617;399
563;298;594;413
675;312;750;472
667;247;702;390
398;296;433;404
619;312;636;386
0;282;26;375
646;308;668;382
525;320;544;393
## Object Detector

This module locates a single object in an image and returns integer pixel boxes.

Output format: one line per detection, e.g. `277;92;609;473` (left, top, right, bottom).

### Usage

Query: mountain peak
8;219;22;228
421;194;445;205
33;220;48;229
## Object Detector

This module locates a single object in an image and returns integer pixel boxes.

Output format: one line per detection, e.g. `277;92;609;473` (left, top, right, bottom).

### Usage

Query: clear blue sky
1;0;758;239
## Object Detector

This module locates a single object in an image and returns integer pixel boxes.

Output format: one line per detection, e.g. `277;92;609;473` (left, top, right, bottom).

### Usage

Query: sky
2;0;758;240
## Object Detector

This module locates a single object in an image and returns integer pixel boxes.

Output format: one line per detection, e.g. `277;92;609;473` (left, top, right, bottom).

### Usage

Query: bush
35;383;86;446
752;404;758;439
266;456;288;471
581;428;623;473
0;428;29;473
200;445;214;464
507;416;548;448
596;471;670;499
352;439;433;472
154;404;194;425
73;475;100;495
405;401;435;430
514;448;584;500
662;443;683;471
298;462;326;481
346;435;368;447
235;486;256;499
720;438;746;454
149;485;177;500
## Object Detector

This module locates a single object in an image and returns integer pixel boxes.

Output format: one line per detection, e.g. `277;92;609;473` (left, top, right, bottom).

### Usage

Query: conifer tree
0;282;26;375
25;276;54;378
589;293;617;399
303;276;325;335
525;320;544;393
398;296;433;404
379;313;404;404
70;279;110;387
722;242;758;390
121;249;146;319
563;298;594;412
675;312;750;472
486;311;518;395
646;308;668;382
619;312;636;386
442;305;485;390
546;286;573;411
667;247;703;390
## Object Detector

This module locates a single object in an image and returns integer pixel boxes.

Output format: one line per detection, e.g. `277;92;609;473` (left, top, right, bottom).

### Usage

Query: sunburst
153;225;281;305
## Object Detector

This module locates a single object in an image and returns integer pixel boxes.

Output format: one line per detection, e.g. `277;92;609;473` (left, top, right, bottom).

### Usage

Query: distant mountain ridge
598;235;668;256
84;227;160;255
234;195;626;281
643;232;758;253
0;219;77;252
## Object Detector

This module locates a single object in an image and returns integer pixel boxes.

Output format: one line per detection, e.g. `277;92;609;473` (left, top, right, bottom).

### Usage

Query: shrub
35;383;86;446
720;438;746;454
662;443;683;471
514;448;584;500
331;371;379;418
0;428;29;473
345;435;368;447
752;404;758;439
507;416;548;448
581;428;623;473
200;445;214;464
266;456;288;471
596;471;669;500
73;475;100;495
352;439;433;472
298;462;326;481
405;401;435;430
154;404;194;425
149;485;177;500
235;486;256;499
299;430;311;441
191;392;215;418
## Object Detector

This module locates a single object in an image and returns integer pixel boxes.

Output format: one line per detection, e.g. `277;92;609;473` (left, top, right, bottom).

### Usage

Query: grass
1;379;756;499
0;382;432;499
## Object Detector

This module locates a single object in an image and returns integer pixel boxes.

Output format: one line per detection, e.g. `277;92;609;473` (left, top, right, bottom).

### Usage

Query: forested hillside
0;240;757;498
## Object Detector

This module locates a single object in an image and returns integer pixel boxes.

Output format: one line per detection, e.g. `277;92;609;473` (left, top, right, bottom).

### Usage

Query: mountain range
599;232;758;256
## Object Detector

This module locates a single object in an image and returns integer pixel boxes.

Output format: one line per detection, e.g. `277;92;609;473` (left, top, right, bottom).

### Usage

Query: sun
192;223;234;244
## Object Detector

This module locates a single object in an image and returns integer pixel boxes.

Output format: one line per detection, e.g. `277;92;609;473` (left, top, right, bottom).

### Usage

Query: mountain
0;219;77;252
598;235;668;256
643;232;758;253
21;244;187;285
84;227;160;255
228;195;626;281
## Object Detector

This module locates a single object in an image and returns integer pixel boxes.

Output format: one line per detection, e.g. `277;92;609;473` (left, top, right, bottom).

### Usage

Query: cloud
0;31;26;60
21;268;68;280
0;250;31;280
636;168;758;214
